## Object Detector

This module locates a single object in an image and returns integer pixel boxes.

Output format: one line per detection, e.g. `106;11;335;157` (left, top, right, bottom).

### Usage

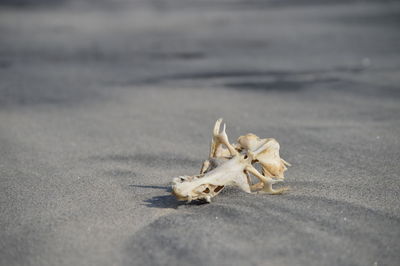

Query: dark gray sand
1;1;400;265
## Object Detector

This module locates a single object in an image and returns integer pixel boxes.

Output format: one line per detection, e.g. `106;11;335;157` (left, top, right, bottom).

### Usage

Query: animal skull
171;119;290;202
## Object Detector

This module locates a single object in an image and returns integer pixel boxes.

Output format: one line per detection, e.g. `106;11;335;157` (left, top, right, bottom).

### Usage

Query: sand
1;1;400;265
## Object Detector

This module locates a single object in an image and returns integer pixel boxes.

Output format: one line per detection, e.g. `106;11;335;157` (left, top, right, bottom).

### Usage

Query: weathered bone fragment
218;133;291;190
173;156;252;203
200;118;237;174
237;134;291;180
172;152;284;203
171;119;290;202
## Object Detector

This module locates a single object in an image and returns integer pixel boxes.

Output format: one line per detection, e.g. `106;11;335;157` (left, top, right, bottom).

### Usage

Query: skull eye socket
203;187;210;193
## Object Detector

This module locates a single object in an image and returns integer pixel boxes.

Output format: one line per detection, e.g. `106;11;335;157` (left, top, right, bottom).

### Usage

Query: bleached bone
209;118;232;159
200;118;240;174
237;134;291;180
172;154;284;202
203;119;290;182
172;121;286;202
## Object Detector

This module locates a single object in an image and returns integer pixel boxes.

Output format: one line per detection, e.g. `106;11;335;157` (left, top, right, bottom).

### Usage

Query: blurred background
1;0;400;106
1;0;399;266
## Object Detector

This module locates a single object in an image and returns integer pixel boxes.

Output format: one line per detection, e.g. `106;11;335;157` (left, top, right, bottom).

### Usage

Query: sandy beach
1;0;400;265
